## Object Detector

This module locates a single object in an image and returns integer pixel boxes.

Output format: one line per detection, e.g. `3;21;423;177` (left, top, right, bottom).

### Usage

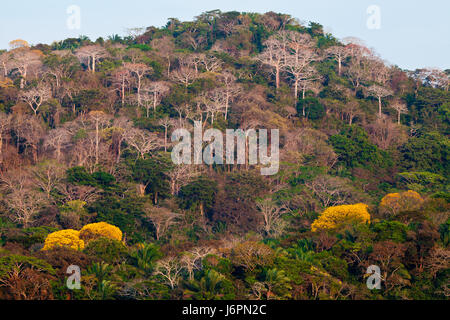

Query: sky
0;0;448;70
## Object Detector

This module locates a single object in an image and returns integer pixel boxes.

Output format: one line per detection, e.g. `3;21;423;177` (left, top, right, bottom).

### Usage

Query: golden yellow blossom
79;222;123;243
311;203;370;232
42;229;85;251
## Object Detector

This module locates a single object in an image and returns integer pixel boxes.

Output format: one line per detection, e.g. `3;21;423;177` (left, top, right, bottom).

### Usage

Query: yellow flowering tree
311;203;370;232
379;190;424;216
79;222;123;243
42;229;85;251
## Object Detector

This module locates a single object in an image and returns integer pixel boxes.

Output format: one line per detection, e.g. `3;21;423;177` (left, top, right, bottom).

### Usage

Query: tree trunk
378;97;382;117
275;67;280;90
338;58;342;76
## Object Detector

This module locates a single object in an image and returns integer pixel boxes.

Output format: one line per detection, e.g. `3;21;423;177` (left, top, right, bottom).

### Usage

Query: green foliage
179;177;217;215
84;237;128;264
330;125;391;169
0;255;55;277
399;132;449;176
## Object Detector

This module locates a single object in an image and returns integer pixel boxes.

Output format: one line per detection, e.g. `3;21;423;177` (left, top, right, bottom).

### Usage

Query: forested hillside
0;10;448;300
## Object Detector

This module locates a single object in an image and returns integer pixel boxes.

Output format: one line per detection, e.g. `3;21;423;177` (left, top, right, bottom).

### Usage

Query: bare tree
19;84;51;116
284;47;321;111
342;101;362;125
199;53;223;72
154;257;183;289
158;116;172;152
167;164;199;195
45;127;72;162
0;51;10;77
170;57;197;88
88;111;111;165
1;170;46;227
366;84;393;117
9;48;43;88
181;246;216;280
151;36;175;76
425;247;450;279
391;101;408;124
325;46;351;76
144;82;170;116
111;67;131;106
76;45;107;73
124;128;161;159
144;205;181;240
125;63;152;107
217;71;240;120
365;114;403;149
305;175;353;208
256;198;288;237
32;160;65;199
257;34;287;90
16;115;45;163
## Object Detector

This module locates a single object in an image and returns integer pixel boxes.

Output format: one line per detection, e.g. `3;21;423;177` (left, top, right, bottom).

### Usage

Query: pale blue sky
0;0;448;70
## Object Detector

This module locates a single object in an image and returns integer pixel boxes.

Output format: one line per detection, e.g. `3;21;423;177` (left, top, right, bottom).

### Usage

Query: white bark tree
76;45;108;73
124;128;161;159
19;83;51;115
124;62;152;107
325;46;351;76
391;101;408;124
366;84;393;117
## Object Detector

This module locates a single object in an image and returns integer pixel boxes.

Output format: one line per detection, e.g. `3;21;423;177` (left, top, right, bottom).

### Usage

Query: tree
32;160;65;199
257;34;287;90
255;198;288;237
217;71;240;120
305;175;353;208
5;189;46;228
19;83;51;115
130;154;172;203
111;67;131;107
181;246;215;280
42;229;85;250
311;203;370;232
366;84;393;117
9;47;43;88
325;46;351;76
284;49;320;110
179;177;217;217
379;190;424;217
88;111;111;165
230;241;275;272
144;82;170;116
167;164;199;196
45;127;72;162
154;257;183;289
143;205;181;240
124;128;161;159
367;241;408;293
76;45;107;73
151;36;175;76
391;101;408;124
158;116;172;152
125;63;152;107
170;58;197;88
79;222;123;243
